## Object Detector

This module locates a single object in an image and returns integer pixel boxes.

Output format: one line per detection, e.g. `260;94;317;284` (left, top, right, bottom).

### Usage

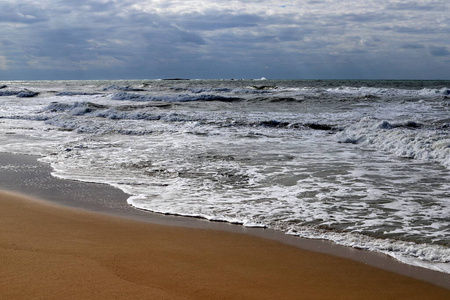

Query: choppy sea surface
0;79;449;273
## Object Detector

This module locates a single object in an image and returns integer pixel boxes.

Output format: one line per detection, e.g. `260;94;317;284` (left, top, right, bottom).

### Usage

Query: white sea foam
336;117;450;168
288;86;450;99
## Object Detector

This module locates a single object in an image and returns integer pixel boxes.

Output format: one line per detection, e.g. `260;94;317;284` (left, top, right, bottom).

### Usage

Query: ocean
0;79;449;273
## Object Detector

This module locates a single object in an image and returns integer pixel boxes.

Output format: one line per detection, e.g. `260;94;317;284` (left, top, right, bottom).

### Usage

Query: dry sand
1;190;449;299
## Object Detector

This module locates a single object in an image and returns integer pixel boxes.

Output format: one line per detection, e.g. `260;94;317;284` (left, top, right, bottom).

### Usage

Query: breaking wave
336;117;450;169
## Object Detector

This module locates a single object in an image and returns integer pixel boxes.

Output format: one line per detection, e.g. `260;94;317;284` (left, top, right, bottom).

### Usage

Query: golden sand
1;190;449;299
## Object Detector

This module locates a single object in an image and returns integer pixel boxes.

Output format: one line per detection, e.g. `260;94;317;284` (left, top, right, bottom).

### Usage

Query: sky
0;0;449;80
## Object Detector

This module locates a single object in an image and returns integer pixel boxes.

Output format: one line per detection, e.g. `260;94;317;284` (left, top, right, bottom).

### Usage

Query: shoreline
0;152;449;293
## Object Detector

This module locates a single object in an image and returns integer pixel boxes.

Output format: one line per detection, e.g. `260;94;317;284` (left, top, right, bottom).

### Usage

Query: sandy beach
1;190;449;299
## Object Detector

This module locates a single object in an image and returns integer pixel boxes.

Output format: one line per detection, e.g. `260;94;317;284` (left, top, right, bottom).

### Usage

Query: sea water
0;79;449;273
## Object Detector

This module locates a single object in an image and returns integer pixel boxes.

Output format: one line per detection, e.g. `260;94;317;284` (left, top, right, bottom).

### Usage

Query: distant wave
111;91;241;102
56;91;102;96
39;101;338;133
0;90;39;97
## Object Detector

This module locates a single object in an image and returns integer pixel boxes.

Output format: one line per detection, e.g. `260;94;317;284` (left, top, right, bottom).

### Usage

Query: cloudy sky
0;0;449;80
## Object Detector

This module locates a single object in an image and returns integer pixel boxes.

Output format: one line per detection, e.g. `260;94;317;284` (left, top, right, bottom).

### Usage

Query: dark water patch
17;90;39;98
268;97;300;102
116;103;173;111
259;120;290;128
249;85;278;90
378;120;423;129
257;120;335;131
111;91;242;102
162;78;190;81
306;123;334;130
0;90;39;97
56;91;103;96
0;90;20;96
103;85;146;92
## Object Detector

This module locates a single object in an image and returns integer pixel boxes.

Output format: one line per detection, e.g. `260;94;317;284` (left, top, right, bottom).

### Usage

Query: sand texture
1;190;449;299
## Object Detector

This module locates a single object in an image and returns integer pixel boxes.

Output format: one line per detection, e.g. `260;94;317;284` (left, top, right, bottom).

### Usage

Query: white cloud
0;56;10;70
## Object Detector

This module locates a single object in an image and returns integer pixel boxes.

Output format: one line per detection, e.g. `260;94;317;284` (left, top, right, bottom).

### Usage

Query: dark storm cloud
401;43;425;50
430;46;450;56
174;12;263;30
342;12;393;23
386;26;449;35
387;2;438;11
32;27;96;59
1;40;13;46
